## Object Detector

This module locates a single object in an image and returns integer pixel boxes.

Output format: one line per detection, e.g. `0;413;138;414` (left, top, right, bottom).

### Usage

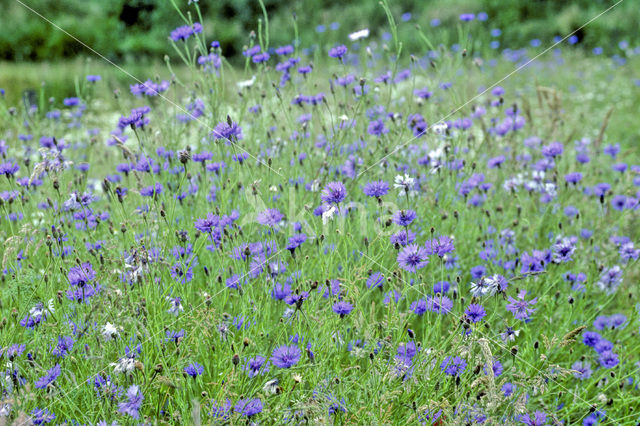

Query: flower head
271;345;301;369
321;181;347;204
118;385;144;419
506;290;538;321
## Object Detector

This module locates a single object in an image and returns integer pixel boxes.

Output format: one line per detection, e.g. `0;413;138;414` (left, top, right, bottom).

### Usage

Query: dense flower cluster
0;2;638;424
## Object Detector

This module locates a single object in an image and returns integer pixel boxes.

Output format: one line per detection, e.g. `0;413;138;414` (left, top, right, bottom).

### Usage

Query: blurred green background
2;0;637;61
0;0;637;105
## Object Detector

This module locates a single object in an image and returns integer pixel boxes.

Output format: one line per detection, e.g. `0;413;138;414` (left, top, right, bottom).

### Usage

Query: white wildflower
111;357;136;375
349;28;370;41
102;322;120;341
322;205;337;224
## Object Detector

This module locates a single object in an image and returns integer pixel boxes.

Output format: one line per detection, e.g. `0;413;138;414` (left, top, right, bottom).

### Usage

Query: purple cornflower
564;172;583;184
397;244;429;272
212;121;243;141
552;237;576;263
598;351;619;368
506;290;538;320
30;408;56;425
619;242;640;262
464;303;487;323
286;233;307;252
459;13;475;21
610;195;627;211
184;362;204;378
424;235;455;257
234;398;263;417
140;182;163;197
35;364;61;389
252;52;270;63
366;272;384;289
68;263;96;287
321;181;347;204
519;411;547;426
362;180;389;198
571;361;592;380
4;343;26;360
332;301;354;317
597;266;623;294
257;208;285;227
194;212;219;234
392;210;417;227
276;45;294;55
170;23;202;42
244;356;269;378
582;331;601;348
487;155;505;168
328;45;348;60
440;356;466;376
367;119;389;136
541;141;564;158
0;162;19;178
484;359;504;377
118;385;144;419
427;295;453;314
390;229;416;246
271;345;301;368
51;336;75;358
410;299;427;315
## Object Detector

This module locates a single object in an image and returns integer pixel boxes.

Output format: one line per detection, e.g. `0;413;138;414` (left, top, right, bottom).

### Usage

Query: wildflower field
1;1;640;424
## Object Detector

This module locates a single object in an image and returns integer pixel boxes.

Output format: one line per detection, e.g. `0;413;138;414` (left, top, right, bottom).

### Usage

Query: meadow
1;1;640;424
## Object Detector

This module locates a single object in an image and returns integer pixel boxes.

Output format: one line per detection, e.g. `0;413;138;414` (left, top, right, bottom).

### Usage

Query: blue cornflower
392;210;417;227
367;119;388;136
332;301;354;317
244;356;269;378
598;351;619;368
257;208;284;227
321;181;347;204
68;263;96;287
464;303;487;323
397;244;429;272
328;45;348;60
118;385;144;419
286;233;307;251
30;408;56;425
234;398;263;417
35;364;61;389
366;272;384;289
362;180;389;198
519;411;547;426
184;362;204;378
440;356;466;376
271;345;301;369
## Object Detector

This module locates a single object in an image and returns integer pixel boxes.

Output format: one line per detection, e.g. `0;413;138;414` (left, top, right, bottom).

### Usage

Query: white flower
349;28;370;41
470;276;498;297
309;179;321;192
263;378;280;395
111;357;135;375
166;297;184;316
47;299;55;314
322;205;337;224
432;122;448;134
237;75;256;89
393;174;417;197
0;403;10;417
102;322;120;341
